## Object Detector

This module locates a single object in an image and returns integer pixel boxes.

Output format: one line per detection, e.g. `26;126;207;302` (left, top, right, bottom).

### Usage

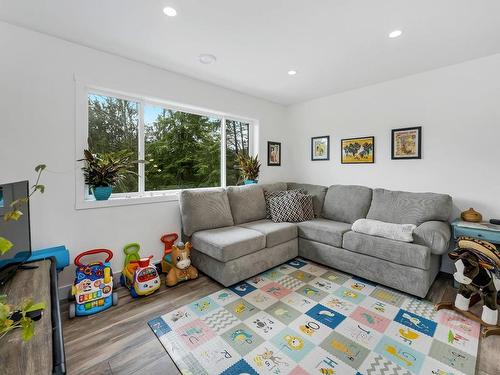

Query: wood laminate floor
61;272;500;375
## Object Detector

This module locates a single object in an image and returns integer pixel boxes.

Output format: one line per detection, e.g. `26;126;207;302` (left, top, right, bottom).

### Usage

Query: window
87;94;139;193
85;90;253;199
144;105;221;190
225;119;250;186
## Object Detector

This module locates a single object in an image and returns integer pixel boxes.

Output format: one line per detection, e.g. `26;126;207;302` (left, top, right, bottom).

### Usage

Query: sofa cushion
287;182;327;217
227;185;267;224
191;226;266;262
259;182;287;192
296;218;352;247
322;185;372;224
367;188;452;226
342;231;431;270
239;219;298;248
180;188;234;237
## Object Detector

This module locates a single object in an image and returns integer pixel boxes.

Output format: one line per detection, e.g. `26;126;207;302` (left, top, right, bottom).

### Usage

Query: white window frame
75;79;258;210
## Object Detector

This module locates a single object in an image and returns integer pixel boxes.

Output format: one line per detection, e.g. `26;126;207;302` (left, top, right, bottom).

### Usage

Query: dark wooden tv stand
0;258;66;374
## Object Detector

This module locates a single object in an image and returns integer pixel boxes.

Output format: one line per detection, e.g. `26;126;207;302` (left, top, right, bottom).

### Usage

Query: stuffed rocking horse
448;236;500;326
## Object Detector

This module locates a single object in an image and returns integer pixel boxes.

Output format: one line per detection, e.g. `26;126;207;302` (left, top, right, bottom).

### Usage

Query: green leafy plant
0;295;46;341
0;164;46;255
79;149;139;189
236;152;261;182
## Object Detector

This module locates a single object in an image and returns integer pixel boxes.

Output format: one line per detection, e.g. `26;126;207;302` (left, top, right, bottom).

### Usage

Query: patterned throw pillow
264;189;304;219
269;193;304;222
269;192;315;222
298;193;314;221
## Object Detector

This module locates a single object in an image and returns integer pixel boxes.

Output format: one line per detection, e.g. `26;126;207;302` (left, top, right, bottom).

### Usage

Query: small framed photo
391;126;422;160
267;141;281;166
341;136;375;164
311;136;330;161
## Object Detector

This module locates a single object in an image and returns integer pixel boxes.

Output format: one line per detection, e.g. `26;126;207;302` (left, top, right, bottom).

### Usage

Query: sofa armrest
413;221;451;255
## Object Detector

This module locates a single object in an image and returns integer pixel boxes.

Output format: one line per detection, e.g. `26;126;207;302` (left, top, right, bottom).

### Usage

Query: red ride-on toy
160;233;179;273
69;249;118;318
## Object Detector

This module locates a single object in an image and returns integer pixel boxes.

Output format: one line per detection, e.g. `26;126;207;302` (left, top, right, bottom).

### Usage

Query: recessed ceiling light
163;6;177;17
388;30;403;38
199;54;217;65
288;70;297;76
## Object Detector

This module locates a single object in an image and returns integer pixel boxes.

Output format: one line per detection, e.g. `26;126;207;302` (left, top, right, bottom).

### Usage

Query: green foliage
1;164;46;255
88;94;139;192
0;238;13;255
88;95;251;190
79;149;139;189
236;153;261;181
226;120;249;186
0;164;47;342
144;109;222;190
0;298;45;342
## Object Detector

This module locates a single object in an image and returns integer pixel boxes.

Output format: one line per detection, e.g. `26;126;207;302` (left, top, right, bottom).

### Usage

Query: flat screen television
0;180;32;285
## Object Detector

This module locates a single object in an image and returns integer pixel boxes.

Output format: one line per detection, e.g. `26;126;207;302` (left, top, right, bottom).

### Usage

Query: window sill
75;192;179;210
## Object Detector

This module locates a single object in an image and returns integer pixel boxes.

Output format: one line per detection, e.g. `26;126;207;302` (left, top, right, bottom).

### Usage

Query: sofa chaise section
180;185;298;286
296;184;452;297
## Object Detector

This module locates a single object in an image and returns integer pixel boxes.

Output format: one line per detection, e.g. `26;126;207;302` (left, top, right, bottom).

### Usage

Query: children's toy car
69;249;118;318
121;243;161;298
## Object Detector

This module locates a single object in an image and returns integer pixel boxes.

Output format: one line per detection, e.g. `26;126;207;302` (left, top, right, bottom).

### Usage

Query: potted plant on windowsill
236;152;261;185
79;149;138;201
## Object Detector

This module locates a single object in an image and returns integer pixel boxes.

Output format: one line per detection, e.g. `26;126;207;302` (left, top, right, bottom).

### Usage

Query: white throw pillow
352;218;416;242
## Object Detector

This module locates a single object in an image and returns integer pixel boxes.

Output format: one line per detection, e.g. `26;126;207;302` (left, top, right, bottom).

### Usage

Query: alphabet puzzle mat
149;258;479;375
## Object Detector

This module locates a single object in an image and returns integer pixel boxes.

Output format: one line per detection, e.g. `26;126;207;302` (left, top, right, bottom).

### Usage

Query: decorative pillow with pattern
269;193;304;222
298;193;314;221
264;189;305;219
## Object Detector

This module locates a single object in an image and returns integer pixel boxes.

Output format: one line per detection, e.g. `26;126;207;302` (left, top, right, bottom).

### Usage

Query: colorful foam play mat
148;258;480;375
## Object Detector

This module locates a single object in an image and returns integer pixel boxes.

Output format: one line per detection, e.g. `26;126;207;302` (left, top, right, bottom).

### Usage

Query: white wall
3;21;500;289
0;22;291;288
287;53;500;221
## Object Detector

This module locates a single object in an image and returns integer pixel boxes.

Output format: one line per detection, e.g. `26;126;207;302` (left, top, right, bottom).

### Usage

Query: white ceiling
2;1;500;105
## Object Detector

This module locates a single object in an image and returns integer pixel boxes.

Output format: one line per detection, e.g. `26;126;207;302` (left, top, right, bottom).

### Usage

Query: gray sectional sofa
179;182;452;298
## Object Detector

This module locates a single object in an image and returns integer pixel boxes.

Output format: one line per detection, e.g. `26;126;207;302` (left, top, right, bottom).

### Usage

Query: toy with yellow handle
103;266;111;284
121;242;161;297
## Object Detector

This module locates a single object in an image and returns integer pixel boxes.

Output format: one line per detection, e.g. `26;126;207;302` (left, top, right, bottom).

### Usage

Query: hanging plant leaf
0;237;13;255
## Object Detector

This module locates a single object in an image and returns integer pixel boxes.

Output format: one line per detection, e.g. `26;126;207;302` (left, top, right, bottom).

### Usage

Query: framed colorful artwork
391;126;422;160
341;136;375;164
267;141;281;166
311;136;330;161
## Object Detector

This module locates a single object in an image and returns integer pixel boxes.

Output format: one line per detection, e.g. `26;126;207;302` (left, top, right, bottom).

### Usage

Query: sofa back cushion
227;185;267;224
179;188;234;236
287;182;327;217
322;185;372;223
259;182;287;192
367;188;452;225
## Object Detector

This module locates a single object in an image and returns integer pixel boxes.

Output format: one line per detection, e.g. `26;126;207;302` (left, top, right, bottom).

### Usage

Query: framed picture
391;126;422;160
311;136;330;161
267;141;281;166
341;136;375;164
